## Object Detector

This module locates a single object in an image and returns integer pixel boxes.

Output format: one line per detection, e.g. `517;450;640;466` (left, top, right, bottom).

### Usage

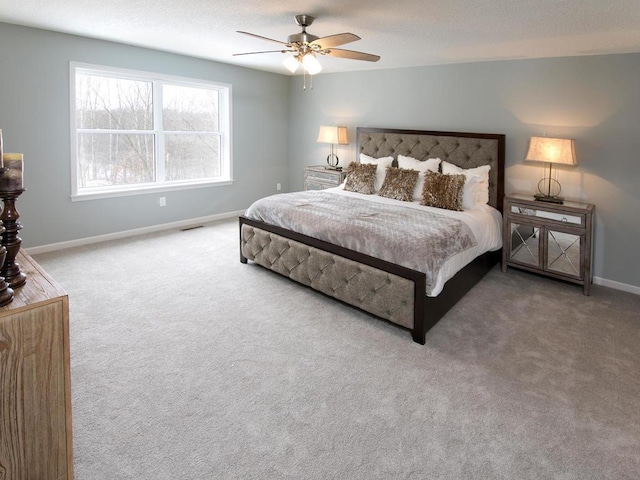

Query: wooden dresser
0;251;73;479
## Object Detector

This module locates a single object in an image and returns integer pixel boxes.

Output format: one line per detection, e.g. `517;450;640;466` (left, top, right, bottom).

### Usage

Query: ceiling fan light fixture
302;53;322;75
234;14;379;86
283;55;300;73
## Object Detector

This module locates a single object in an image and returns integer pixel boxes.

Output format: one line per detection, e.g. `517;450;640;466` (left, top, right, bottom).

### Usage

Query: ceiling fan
234;14;380;78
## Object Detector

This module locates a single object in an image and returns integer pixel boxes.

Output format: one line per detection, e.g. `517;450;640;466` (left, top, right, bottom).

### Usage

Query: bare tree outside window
72;64;231;198
76;74;155;188
162;84;221;181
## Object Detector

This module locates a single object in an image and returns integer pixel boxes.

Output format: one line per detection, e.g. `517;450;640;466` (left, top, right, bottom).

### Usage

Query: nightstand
502;194;595;295
304;165;347;190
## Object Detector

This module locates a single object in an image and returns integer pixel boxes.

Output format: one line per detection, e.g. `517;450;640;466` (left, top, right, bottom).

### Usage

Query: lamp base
534;193;564;204
326;153;339;170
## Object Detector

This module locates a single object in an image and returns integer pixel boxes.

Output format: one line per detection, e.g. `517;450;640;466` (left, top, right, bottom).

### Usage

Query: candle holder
0;189;27;288
0;225;14;306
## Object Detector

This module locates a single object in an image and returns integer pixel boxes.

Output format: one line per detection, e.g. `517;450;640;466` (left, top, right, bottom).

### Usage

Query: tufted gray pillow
344;162;377;194
378;167;420;202
420;171;466;211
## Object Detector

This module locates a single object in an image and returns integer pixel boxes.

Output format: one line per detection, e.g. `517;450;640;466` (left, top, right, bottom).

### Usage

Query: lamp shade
283;55;300;73
317;126;348;145
525;136;577;166
302;54;322;75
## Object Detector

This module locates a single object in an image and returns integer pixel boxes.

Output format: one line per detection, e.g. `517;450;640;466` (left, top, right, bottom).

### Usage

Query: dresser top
0;251;67;314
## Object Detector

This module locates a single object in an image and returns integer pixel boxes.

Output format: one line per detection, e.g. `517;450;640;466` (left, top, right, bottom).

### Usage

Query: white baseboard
25;210;246;255
593;276;640;296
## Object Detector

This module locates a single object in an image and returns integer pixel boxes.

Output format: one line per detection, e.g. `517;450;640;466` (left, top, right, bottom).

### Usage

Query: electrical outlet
276;183;282;191
158;197;166;207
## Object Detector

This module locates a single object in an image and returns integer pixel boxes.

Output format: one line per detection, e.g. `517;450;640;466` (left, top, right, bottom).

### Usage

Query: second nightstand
502;194;595;295
304;165;347;190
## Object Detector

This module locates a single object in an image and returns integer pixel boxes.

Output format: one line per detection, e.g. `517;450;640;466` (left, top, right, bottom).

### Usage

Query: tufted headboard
356;127;505;213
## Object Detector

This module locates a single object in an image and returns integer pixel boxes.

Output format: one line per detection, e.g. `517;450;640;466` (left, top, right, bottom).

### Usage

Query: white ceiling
1;0;640;75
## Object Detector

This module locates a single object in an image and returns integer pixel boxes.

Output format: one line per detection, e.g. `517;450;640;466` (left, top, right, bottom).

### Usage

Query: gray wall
0;23;290;247
288;55;640;289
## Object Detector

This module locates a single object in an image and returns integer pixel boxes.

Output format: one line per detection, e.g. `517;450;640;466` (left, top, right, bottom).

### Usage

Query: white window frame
69;62;232;201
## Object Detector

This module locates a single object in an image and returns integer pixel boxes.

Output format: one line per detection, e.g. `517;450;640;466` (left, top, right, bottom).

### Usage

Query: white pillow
441;161;491;208
397;156;442;201
360;153;394;192
397;155;441;173
458;175;487;209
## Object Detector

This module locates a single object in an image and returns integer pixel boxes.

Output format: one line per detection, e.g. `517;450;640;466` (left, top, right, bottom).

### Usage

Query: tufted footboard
240;216;428;343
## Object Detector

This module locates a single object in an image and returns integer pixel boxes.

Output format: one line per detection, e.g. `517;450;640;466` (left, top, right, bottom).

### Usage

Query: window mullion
154;80;165;183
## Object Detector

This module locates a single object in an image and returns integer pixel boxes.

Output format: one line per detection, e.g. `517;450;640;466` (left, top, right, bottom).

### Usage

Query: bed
239;127;505;344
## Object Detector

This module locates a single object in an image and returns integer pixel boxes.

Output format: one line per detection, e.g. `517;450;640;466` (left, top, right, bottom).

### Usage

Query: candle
0;153;23;191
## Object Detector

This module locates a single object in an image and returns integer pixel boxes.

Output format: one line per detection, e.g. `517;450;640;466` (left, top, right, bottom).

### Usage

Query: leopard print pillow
420;171;466;211
378;167;420;202
344;162;377;195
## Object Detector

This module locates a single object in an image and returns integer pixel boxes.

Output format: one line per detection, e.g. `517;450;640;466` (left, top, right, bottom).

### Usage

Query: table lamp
525;136;577;204
317;126;348;170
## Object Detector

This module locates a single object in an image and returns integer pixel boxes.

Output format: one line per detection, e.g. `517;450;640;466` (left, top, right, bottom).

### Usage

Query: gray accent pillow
420;171;466;211
378;167;420;202
344;162;377;194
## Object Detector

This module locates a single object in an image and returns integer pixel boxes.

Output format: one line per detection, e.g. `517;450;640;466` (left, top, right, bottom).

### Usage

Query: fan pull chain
301;70;314;90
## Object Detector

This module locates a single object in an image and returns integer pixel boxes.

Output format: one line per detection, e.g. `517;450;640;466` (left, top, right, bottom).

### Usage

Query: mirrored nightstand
502;194;595;295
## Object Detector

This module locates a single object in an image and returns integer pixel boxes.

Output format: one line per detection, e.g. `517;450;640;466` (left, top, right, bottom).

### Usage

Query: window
70;63;232;200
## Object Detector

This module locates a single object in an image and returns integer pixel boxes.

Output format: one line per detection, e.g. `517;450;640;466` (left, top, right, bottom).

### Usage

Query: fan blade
310;33;360;48
323;48;380;62
233;50;292;56
237;31;289;46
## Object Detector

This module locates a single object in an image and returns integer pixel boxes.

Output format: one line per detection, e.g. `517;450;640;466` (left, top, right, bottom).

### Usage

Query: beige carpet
33;217;640;479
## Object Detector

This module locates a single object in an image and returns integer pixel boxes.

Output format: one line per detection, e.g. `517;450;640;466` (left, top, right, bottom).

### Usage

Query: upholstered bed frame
240;127;505;344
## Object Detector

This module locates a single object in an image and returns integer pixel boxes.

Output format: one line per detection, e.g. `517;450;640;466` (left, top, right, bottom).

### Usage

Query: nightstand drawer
306;170;342;185
305;181;326;191
304;166;347;191
509;205;585;227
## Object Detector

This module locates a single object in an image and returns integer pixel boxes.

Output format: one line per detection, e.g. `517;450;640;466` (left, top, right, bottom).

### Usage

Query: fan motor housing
289;14;318;44
288;32;319;44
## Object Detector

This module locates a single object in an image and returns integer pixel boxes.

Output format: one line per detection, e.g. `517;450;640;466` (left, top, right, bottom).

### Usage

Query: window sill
70;179;234;202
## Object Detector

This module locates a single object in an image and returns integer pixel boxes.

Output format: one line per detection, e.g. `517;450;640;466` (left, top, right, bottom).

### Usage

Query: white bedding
324;185;503;296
